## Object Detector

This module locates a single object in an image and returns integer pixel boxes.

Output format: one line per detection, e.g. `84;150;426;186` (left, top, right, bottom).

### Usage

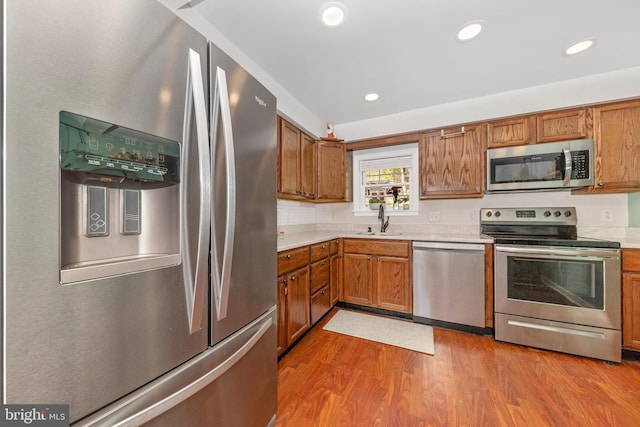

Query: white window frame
352;143;419;216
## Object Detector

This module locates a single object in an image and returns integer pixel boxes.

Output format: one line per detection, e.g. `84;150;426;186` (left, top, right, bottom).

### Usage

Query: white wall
335;67;640;141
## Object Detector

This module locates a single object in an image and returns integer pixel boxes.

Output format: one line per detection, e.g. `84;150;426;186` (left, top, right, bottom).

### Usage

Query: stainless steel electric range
481;207;621;363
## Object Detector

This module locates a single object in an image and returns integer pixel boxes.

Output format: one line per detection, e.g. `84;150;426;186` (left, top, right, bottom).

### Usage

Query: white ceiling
189;0;640;125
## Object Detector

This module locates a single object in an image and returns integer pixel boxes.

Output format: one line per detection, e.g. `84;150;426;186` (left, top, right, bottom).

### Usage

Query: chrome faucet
378;204;390;233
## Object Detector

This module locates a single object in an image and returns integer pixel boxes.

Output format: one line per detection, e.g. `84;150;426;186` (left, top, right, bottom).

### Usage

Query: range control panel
480;207;577;226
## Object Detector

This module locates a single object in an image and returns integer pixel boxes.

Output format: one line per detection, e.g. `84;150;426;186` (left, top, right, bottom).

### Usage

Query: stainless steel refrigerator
2;1;277;425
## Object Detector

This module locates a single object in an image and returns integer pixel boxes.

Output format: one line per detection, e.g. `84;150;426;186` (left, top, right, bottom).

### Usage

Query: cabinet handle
281;279;287;286
286;254;291;260
440;126;465;138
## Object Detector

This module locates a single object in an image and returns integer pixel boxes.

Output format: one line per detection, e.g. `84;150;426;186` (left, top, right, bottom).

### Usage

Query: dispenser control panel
59;111;180;185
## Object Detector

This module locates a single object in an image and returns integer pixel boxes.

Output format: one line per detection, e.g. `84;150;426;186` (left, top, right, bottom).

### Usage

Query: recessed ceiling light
457;22;483;41
364;93;379;102
319;2;347;28
564;38;596;56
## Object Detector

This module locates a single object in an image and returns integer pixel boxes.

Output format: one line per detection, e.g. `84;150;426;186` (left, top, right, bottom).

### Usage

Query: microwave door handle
562;148;572;186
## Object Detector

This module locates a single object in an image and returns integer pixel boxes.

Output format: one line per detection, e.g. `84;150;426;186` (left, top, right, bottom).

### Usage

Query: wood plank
277;309;640;426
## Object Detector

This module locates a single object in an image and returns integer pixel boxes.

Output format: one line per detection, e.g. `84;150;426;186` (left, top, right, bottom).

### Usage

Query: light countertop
277;230;640;251
277;230;492;252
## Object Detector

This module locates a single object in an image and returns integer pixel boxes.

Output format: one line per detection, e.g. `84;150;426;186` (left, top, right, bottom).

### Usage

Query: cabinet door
310;285;331;324
623;272;640;351
419;125;484;198
317;140;346;200
300;133;316;199
486;117;535;147
278;118;301;196
277;275;287;356
330;253;341;306
286;267;310;345
536;108;591;143
592;100;640;191
374;255;411;313
342;253;373;306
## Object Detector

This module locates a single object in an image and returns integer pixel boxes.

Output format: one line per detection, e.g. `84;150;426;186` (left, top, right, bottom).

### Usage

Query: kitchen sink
355;231;376;235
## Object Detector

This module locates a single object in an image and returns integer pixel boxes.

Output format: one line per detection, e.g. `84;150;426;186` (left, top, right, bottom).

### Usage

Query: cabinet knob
367;255;371;260
286;254;291;260
321;261;325;266
290;275;295;281
322;245;326;249
598;182;604;187
377;256;381;261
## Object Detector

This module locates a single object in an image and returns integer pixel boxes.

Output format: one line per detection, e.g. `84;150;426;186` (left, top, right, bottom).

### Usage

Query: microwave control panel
571;150;589;179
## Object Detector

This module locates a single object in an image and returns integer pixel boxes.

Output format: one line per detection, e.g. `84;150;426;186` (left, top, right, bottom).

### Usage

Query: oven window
507;257;603;309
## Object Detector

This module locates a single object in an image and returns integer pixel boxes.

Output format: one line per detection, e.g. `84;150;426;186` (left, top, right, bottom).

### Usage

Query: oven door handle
562;148;572;186
495;245;619;259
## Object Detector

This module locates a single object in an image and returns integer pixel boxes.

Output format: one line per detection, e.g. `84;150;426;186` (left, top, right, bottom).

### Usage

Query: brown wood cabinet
591;100;640;192
622;248;640;352
316;139;346;201
341;239;411;313
419;125;484;199
277;117;316;200
486;116;535;147
329;239;341;306
535;108;591;143
277;117;346;202
277;247;310;356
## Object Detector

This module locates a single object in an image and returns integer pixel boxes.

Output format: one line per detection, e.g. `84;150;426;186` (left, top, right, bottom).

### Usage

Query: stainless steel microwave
486;139;594;192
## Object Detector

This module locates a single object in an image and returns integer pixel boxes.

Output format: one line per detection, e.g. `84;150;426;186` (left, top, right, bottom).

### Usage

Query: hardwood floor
276;309;640;427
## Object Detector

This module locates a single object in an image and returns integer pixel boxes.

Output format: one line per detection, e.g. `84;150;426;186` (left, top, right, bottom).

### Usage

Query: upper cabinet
486;116;535;147
419;125;485;199
486;108;591;148
535;108;592;143
591;99;640;192
316;139;346;201
277;117;346;202
278;117;316;199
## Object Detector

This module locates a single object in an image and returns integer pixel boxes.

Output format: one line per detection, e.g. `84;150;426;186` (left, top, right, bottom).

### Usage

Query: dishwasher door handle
412;242;485;252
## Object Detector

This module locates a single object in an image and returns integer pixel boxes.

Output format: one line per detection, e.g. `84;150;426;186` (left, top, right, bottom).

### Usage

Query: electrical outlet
601;209;613;222
428;211;440;222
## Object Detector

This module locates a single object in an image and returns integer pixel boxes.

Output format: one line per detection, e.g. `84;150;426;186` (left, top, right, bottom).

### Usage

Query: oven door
494;244;621;330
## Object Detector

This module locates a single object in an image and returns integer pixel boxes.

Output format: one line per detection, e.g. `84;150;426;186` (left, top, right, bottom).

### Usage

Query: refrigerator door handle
211;66;236;321
181;49;211;334
111;315;273;427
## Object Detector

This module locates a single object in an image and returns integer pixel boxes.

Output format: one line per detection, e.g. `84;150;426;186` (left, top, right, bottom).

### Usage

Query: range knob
564;210;572;217
544;210;552;217
495;211;501;217
486;211;492;217
554;211;562;217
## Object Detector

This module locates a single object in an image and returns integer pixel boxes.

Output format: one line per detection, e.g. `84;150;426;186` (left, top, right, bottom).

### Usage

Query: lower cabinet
277;239;342;356
277;267;310;357
622;249;640;351
341;239;412;313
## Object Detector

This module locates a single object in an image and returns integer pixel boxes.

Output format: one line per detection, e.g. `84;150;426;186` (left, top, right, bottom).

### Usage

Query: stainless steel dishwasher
412;242;485;328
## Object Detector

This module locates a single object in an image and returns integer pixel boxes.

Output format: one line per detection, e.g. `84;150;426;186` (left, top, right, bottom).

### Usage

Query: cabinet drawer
330;239;341;255
343;239;410;257
310;241;330;263
278;247;309;275
310;285;331;324
623;249;640;272
310;259;330;294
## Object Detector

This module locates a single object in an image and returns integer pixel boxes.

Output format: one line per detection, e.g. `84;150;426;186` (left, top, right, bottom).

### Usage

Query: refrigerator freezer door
3;0;208;423
77;308;278;427
209;43;278;345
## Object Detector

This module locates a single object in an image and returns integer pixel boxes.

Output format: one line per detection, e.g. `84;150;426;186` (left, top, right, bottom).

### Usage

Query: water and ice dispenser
59;111;181;284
